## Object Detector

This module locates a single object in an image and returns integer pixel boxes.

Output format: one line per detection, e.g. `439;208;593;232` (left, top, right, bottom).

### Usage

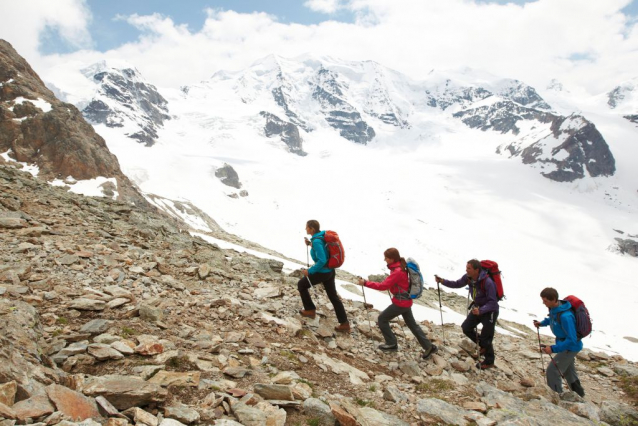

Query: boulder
80;375;167;410
303;398;335;426
45;384;100;421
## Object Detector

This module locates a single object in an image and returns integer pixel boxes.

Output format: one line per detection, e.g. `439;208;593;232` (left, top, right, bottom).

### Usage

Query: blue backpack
406;257;424;300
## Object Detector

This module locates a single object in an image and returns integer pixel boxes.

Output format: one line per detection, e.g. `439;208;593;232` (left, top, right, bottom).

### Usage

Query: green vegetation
55;317;68;325
120;326;137;338
355;398;375;407
368;384;377;392
306;418;320;426
298;378;314;389
619;376;638;407
417;378;455;393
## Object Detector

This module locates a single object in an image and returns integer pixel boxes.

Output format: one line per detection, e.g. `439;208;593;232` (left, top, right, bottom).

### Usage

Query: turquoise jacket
540;300;583;353
308;231;332;274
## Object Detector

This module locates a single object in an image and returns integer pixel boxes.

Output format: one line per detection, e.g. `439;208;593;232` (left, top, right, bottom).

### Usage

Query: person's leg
461;313;480;343
297;276;316;311
402;308;433;351
546;351;579;393
378;304;403;346
479;311;498;365
322;270;348;324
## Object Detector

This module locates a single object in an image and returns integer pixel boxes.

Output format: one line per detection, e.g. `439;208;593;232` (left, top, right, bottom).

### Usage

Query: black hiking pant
461;310;498;364
297;270;348;324
378;304;433;351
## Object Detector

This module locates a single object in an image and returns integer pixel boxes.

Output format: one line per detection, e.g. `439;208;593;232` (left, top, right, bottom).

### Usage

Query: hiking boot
334;322;351;333
378;343;398;352
421;345;438;360
299;309;316;319
570;380;585;398
476;361;495;370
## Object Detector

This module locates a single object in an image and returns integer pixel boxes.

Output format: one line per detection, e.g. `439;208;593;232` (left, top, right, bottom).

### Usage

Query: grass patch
120;326;137;338
369;384;377;392
56;317;68;325
280;350;299;363
298;378;314;389
619;376;638;407
417;378;455;393
355;398;375;407
306;418;321;426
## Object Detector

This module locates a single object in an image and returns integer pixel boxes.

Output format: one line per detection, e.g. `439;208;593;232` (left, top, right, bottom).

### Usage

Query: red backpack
480;260;504;300
560;295;592;340
323;230;345;269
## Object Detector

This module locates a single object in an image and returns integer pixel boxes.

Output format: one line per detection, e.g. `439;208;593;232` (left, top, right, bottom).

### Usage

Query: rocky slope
1;163;637;426
0;40;148;207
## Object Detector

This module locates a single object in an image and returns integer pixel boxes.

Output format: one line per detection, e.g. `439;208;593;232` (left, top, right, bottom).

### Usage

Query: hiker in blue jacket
297;220;350;332
435;259;499;369
534;287;585;397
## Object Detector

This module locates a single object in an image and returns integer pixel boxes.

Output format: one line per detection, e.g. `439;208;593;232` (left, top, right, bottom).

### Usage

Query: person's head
306;220;320;235
466;259;481;280
540;287;559;309
383;248;407;271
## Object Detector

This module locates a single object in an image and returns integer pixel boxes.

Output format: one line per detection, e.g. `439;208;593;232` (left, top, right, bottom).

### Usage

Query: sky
1;0;638;96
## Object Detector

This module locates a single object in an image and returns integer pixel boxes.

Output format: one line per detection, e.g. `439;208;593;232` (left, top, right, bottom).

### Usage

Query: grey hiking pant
378;304;433;351
546;350;580;393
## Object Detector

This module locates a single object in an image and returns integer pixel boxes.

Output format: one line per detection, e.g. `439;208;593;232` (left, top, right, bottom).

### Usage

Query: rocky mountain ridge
1;162;637;426
0;40;149;208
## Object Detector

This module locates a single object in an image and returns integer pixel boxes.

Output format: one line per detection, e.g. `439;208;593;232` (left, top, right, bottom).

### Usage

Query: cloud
0;0;92;63
4;0;638;96
304;0;345;14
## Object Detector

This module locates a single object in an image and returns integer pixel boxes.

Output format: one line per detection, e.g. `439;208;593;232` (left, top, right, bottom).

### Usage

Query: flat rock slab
164;403;200;424
0;381;17;406
80;374;167;410
46;384;100;421
253;384;293;401
88;343;124;361
12;394;55;421
80;319;112;334
148;371;201;387
69;298;106;311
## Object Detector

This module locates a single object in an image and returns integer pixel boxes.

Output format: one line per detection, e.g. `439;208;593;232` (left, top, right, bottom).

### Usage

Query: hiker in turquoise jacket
534;287;585;397
297;220;350;332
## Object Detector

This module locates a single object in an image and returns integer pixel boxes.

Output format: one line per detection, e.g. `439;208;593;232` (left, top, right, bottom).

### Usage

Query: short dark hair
540;287;559;301
306;220;320;233
467;259;481;270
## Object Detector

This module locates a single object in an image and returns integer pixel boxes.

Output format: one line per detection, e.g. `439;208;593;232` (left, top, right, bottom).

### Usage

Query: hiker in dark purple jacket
435;259;499;369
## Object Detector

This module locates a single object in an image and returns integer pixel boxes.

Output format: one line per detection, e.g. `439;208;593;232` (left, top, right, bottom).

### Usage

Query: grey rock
417;398;481;426
69;298;106;311
164;402;200;424
302;398;335;426
599;401;638;425
80;319;112;335
260;111;306;156
87;343;124;361
140;304;164;322
398;360;420;376
253;384;293;401
80;374;167;410
232;402;268;426
383;385;408;403
614;364;638;377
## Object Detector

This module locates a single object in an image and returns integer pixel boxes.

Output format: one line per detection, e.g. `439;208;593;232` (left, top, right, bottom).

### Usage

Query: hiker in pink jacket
358;248;437;359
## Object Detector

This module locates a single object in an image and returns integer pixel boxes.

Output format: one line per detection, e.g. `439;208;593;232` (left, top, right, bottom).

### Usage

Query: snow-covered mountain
607;77;638;125
41;54;638;360
81;61;170;146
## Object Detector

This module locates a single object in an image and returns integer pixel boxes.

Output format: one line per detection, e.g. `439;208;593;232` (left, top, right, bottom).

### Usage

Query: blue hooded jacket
540;300;583;353
308;231;332;274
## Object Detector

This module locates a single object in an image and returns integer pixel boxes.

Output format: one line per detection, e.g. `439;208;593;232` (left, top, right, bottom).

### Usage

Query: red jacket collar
387;261;401;270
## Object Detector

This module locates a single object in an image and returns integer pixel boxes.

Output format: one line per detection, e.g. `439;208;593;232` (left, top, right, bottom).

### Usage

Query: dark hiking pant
546;350;579;393
462;310;498;364
378;304;433;351
297;270;348;324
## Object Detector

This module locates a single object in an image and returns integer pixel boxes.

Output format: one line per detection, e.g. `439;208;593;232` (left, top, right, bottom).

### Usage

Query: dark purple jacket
441;269;499;315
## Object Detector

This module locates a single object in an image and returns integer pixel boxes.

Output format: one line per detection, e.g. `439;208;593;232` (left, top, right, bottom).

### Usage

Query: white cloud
0;0;92;63
3;0;638;96
304;0;345;14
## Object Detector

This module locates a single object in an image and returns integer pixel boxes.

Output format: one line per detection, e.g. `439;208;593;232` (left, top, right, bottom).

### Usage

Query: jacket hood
550;300;572;314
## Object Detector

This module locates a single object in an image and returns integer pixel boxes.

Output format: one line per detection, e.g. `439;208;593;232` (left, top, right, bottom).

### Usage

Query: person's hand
304;237;311;247
542;345;552;354
434;275;443;284
533;320;540;328
471;307;479;316
302;269;309;277
358;278;365;286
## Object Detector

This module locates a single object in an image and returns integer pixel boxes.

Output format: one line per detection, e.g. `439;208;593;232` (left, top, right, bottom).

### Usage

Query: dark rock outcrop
312;67;375;144
615;238;638;257
215;163;241;189
81;64;170;147
260;111;306;156
453;100;555;135
498;115;616;182
624;114;638;124
0;39;149;207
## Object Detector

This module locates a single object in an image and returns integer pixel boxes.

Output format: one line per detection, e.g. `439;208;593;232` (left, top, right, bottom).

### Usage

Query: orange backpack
323;230;345;269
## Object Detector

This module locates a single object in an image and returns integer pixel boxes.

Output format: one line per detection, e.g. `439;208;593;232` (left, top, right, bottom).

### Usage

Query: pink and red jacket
364;261;412;308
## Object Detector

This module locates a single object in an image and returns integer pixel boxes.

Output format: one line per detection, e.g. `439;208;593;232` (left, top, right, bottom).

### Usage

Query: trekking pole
536;327;545;374
305;244;316;297
361;282;373;331
436;282;446;345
